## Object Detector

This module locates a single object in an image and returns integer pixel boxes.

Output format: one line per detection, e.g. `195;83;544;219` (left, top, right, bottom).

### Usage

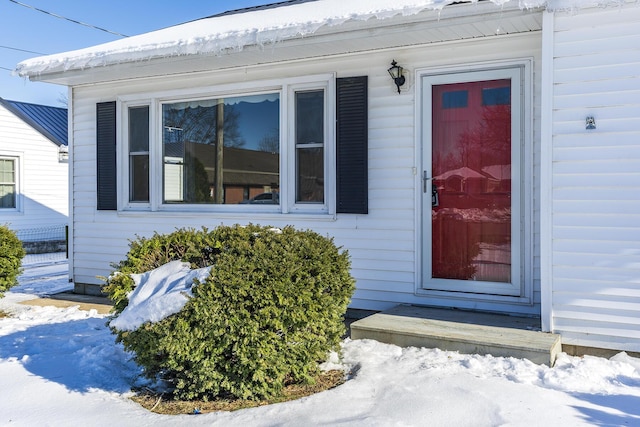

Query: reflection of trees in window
456;104;510;171
162;95;280;205
163;102;245;148
184;150;213;203
258;128;279;153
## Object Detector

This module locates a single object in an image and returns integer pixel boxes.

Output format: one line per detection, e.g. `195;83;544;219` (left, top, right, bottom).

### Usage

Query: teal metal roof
0;98;67;147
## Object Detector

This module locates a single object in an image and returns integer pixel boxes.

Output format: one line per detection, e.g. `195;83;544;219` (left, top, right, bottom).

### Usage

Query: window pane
432;80;512;283
295;90;324;204
129;106;150;202
0;159;16;208
129;107;149;152
162;94;280;204
482;87;510;106
296;90;324;145
130;155;149;202
442;90;468;109
296;147;324;203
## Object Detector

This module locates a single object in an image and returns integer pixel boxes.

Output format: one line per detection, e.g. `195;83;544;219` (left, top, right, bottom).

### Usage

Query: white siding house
16;0;640;354
542;4;640;353
0;99;68;245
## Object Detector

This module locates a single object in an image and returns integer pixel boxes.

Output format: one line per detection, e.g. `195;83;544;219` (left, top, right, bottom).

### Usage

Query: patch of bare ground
131;370;346;415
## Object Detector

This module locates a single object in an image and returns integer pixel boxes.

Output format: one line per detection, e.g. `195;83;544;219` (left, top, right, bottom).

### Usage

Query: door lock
432;183;439;207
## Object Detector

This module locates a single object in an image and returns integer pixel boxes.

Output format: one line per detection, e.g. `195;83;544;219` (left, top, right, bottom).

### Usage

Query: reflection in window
129;106;149;202
482;86;510;106
162;93;280;205
0;158;16;209
432;80;512;283
442;90;468;109
295;90;324;203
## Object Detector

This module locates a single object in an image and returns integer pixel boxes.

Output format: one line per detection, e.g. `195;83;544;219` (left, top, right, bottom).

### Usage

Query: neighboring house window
128;106;150;203
107;75;368;214
0;157;17;209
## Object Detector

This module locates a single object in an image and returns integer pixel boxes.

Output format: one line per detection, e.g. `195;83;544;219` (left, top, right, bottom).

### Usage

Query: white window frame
118;74;336;216
286;79;335;214
122;102;152;208
0;154;21;212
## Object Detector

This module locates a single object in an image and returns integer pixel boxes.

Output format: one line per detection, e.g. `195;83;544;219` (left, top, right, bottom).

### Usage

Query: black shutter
96;101;117;210
336;76;368;214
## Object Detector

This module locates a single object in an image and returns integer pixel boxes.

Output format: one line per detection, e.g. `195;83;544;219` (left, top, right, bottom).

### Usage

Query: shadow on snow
0;317;141;394
571;391;640;426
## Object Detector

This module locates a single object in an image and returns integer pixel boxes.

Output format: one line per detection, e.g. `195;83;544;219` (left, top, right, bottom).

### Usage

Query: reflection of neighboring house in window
435;166;486;193
162;142;279;204
162;141;184;202
216;146;279;204
482;164;511;192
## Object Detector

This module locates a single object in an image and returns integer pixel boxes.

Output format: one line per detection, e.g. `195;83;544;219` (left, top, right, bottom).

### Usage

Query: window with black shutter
100;74;369;215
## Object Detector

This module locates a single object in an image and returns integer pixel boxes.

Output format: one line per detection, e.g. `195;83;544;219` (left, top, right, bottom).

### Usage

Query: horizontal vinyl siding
0;104;68;231
70;28;542;316
550;3;640;351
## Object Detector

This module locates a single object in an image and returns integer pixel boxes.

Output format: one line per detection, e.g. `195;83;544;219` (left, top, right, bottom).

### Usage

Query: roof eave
22;1;542;87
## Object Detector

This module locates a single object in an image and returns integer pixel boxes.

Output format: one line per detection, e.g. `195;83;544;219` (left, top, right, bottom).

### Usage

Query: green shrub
0;225;26;297
105;224;355;401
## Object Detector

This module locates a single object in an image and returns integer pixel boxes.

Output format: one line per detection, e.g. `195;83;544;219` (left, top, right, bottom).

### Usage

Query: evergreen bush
0;225;26;297
105;224;355;401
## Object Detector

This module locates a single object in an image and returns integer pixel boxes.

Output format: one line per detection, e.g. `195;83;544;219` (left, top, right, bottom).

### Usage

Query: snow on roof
16;0;547;78
15;0;627;78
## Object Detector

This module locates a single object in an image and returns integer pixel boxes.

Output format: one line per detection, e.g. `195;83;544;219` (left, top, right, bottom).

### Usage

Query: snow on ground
10;253;73;297
1;258;640;426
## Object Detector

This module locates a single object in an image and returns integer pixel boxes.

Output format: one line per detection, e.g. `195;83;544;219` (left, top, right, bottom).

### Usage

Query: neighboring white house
0;98;68;248
16;0;640;354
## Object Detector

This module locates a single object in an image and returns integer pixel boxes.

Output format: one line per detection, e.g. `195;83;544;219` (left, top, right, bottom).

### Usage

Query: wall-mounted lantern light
388;60;405;94
585;116;596;130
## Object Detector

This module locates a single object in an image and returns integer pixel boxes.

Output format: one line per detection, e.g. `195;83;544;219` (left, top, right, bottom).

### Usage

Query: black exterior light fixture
388;60;405;94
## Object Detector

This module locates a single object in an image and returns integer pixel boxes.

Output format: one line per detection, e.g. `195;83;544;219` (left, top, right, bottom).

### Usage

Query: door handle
423;171;439;207
422;171;431;193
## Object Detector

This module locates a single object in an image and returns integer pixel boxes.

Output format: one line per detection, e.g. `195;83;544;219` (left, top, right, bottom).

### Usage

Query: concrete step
350;305;561;366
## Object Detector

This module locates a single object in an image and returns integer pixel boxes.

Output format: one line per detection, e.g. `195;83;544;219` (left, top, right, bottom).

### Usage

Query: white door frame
414;59;534;306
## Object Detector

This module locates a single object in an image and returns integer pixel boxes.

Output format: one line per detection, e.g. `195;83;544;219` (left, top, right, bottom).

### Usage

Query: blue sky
0;0;273;107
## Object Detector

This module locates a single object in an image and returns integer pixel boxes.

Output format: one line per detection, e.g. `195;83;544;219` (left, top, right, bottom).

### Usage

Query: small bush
0;225;26;297
105;224;355;401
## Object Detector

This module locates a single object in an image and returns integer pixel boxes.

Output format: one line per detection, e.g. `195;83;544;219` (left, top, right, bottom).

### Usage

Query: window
128;106;149;202
0;157;17;209
295;90;324;204
112;75;367;214
161;93;280;205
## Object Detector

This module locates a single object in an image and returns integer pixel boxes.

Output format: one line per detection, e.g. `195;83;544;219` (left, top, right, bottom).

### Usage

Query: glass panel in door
431;79;513;287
